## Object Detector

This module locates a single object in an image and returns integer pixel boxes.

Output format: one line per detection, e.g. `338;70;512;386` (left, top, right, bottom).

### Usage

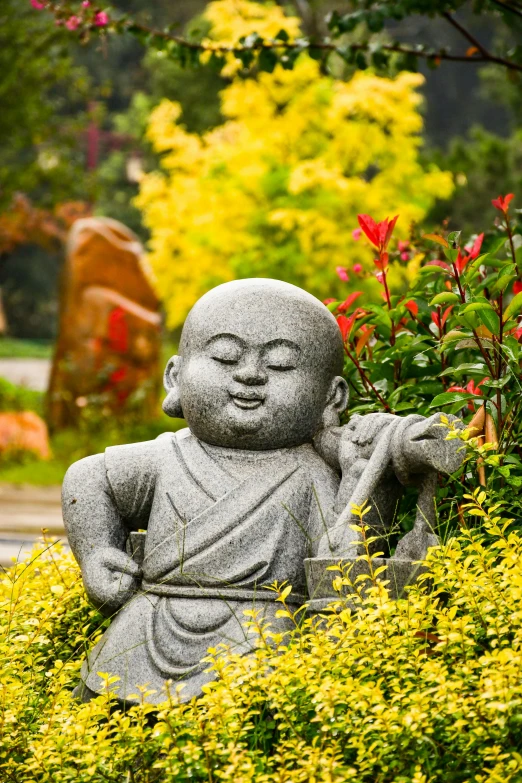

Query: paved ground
0;483;66;567
0;358;51;392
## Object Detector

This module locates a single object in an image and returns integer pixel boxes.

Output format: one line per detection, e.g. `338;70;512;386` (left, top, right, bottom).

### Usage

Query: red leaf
431;311;440;328
337;291;364;312
357;214;380;248
447;385;467;393
469;232;484;260
355;325;375;357
405;300;418;317
383;214;399;248
514;281;522;295
492;193;515;213
337;313;356;342
441;306;454;328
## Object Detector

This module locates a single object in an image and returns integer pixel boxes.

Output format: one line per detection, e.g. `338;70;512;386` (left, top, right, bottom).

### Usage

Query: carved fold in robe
80;429;339;703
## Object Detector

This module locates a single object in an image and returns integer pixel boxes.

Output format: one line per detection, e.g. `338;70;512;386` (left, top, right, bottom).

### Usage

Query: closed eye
267;363;296;371
213;356;238;365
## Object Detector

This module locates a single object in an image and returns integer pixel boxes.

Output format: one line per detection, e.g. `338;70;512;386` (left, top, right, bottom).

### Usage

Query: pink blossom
398;240;409;252
30;0;45;8
353;263;363;274
66;15;80;29
82;0;90;5
352;228;362;241
375;271;384;284
336;266;349;282
400;252;410;261
94;10;109;26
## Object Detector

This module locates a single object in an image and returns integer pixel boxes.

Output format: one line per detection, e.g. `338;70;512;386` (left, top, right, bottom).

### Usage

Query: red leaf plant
492;193;514;214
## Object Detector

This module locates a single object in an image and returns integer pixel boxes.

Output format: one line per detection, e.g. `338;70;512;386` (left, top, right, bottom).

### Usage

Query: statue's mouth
229;391;265;410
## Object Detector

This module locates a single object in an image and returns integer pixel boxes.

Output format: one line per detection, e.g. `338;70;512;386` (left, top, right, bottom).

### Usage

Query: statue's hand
346;412;397;448
81;546;142;616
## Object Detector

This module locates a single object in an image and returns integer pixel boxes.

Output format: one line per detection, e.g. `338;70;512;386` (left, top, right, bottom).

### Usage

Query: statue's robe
80;428;339;703
79;415;460;704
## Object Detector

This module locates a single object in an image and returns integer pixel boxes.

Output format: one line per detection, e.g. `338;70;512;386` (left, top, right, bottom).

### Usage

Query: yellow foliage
137;1;453;328
2;493;522;781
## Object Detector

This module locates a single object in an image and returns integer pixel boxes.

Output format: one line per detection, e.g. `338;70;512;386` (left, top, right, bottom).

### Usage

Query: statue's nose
233;357;268;386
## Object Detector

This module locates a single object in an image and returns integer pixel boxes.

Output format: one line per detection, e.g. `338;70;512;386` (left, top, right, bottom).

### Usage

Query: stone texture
48;217;161;430
0;411;50;460
62;278;464;706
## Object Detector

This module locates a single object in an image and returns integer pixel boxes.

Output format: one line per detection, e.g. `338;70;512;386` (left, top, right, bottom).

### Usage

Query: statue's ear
322;376;349;428
162;355;184;418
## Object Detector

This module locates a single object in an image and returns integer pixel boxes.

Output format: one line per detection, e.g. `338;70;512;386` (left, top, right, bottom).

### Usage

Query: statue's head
163;279;348;450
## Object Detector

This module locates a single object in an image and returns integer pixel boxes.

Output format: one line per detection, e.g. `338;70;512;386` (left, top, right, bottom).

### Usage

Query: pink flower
352;228;362;241
400;252;410;261
30;0;45;8
398;240;409;252
375;271;384;284
66;15;80;29
336;266;349;282
353;263;363;274
82;0;90;5
94;10;109;26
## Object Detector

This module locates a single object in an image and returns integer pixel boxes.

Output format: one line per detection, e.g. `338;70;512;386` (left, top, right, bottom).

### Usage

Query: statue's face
176;282;344;450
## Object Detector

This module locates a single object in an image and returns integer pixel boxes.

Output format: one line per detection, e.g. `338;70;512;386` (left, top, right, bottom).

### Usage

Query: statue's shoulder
296;443;341;487
105;428;191;479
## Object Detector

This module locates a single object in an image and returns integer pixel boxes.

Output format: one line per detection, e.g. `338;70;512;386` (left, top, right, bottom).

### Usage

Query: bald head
180;279;344;376
166;279;347;449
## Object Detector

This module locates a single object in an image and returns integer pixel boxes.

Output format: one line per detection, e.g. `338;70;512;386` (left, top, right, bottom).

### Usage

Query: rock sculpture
48;217;161;430
0;411;50;461
62;279;463;705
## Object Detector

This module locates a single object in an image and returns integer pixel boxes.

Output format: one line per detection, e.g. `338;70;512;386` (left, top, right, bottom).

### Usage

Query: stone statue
62;279;463;705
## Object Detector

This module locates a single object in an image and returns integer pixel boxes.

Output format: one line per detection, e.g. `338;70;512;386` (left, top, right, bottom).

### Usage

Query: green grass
0;377;43;414
0;337;53;359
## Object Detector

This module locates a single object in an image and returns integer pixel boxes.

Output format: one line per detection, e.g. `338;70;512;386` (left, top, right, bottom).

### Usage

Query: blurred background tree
1;0;521;340
137;15;453;325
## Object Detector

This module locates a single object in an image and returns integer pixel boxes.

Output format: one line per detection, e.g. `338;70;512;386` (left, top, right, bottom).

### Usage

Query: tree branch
442;12;490;59
123;21;522;73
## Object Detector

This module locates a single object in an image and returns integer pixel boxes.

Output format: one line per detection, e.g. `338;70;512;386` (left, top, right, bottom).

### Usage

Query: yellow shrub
136;1;453;328
2;490;522;781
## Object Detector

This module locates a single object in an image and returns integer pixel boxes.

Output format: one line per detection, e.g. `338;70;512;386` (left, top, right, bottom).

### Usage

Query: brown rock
0;412;51;460
47;218;162;430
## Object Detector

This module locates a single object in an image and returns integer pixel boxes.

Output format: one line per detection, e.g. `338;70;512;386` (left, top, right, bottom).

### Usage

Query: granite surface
62;278;464;705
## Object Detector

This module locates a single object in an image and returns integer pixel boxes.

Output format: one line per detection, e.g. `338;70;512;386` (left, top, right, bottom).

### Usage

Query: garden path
0;358;51;392
0;483;65;567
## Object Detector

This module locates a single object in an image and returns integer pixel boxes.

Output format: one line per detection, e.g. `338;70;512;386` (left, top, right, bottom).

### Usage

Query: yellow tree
137;0;454;328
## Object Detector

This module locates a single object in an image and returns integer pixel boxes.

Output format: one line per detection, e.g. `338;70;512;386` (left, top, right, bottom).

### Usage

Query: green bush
331;194;522;531
0;377;43;414
1;489;522;782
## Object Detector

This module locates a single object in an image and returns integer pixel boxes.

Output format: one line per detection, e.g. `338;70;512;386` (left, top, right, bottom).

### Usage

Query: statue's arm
390;412;464;482
62;453;129;566
62;451;151;615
